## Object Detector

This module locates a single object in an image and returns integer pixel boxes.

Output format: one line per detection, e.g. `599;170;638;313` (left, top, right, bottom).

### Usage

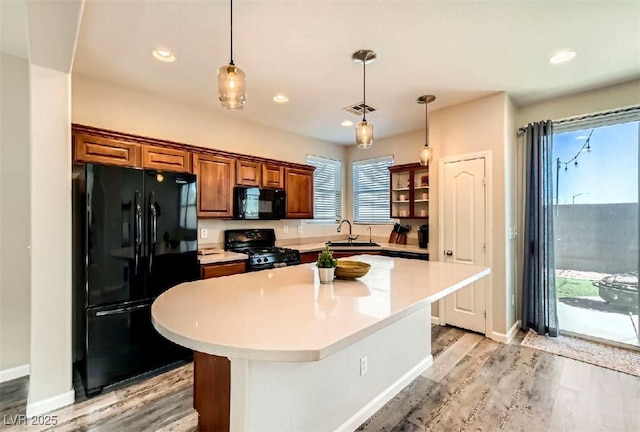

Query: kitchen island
152;255;489;432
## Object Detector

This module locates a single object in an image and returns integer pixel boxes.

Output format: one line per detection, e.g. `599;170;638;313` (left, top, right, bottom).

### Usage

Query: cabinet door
285;167;314;219
194;154;235;218
142;145;191;173
262;164;284;188
201;261;246;279
74;134;141;167
236;160;261;186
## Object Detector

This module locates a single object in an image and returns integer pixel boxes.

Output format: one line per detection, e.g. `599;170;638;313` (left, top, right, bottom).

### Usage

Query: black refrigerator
74;164;198;397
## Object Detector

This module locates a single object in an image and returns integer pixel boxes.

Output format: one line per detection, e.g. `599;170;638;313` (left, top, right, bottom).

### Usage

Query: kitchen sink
328;242;380;247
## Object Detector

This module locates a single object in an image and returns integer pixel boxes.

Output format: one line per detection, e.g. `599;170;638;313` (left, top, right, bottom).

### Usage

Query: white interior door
443;157;487;334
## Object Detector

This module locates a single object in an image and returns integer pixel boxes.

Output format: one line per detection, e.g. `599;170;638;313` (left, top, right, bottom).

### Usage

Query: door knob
445;250;453;256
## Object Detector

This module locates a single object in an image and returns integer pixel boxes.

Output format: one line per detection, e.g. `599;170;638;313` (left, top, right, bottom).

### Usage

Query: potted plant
316;244;337;284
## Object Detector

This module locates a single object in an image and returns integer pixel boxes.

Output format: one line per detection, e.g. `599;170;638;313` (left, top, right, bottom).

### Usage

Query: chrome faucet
337;219;359;243
367;226;372;244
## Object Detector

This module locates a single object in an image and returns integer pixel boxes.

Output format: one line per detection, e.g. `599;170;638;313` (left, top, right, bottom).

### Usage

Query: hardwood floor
2;326;639;431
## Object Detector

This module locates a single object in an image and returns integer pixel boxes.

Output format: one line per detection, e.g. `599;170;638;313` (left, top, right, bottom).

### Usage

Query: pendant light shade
218;0;246;110
218;64;246;110
417;95;436;166
356;120;374;149
352;50;376;149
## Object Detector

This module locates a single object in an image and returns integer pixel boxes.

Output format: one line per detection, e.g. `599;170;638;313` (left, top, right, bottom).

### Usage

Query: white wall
517;79;640;126
0;53;31;374
346;93;513;335
27;65;74;414
71;75;349;245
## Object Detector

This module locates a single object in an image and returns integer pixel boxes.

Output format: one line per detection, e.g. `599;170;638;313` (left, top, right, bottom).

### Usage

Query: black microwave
233;186;287;220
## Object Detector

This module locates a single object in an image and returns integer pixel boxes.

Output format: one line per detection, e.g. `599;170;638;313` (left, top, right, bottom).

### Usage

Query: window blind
307;155;342;221
352;155;394;223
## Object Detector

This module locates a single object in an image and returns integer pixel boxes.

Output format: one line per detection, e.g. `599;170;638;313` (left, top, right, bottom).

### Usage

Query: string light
555;128;595;207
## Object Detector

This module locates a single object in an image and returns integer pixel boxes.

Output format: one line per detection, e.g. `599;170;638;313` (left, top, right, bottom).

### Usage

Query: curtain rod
517;104;640;135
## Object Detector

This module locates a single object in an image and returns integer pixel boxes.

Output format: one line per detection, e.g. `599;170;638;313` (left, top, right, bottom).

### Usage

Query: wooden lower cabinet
74;134;141;167
194;153;235;218
201;261;247;279
285;167;314;219
299;250;382;263
142;145;191;172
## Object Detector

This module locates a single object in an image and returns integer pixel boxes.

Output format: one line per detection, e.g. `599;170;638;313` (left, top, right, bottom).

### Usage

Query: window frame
352;155;395;225
306;154;342;223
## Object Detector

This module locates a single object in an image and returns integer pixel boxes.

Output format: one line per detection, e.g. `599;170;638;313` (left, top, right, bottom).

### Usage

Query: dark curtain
522;121;559;337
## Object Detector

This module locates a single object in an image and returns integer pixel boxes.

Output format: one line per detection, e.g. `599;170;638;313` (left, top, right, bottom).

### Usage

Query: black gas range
224;229;301;271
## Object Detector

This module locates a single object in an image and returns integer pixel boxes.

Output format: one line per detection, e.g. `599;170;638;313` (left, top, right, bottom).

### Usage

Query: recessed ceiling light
549;50;577;64
273;94;289;103
341;120;354;127
152;49;176;62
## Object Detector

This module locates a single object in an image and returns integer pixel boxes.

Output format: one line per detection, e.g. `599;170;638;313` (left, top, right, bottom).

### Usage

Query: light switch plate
283;226;289;234
200;228;208;239
297;225;303;234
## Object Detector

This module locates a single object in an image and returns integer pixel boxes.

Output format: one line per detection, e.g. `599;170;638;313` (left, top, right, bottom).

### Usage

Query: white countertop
152;255;488;362
279;241;429;254
198;241;428;265
198;251;248;265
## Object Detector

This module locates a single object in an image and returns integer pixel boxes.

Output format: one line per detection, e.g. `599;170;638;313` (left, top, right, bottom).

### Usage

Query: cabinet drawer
201;261;246;279
142;146;191;173
74;134;141;167
299;252;318;264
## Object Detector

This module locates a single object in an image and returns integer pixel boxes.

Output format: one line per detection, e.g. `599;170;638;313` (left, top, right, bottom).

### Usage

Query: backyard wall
555;203;638;273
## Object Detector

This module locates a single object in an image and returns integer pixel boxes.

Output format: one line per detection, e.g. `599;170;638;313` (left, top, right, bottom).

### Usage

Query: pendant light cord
425;103;429;147
362;54;367;121
229;0;234;65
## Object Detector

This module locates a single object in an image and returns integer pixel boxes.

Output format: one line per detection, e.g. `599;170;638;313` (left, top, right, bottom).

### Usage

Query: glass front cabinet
388;163;429;219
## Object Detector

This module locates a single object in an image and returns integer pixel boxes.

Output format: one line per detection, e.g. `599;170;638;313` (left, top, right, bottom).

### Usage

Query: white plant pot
318;267;335;284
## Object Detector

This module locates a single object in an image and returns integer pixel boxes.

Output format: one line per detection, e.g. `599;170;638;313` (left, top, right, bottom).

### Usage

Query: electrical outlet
511;294;515;306
297;224;303;234
200;228;208;239
360;356;368;376
283;226;289;234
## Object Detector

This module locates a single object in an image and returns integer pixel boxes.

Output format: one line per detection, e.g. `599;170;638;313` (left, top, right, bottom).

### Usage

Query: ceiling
73;0;640;145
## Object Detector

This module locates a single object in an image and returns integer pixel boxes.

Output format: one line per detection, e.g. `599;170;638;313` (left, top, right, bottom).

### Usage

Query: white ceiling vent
343;101;377;116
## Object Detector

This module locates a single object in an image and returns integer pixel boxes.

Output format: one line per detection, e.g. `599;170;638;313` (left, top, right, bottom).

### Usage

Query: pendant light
417;95;436;166
352;50;376;149
218;0;246;110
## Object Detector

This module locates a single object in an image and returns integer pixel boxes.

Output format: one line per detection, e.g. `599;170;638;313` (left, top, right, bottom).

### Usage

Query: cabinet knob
445;250;453;256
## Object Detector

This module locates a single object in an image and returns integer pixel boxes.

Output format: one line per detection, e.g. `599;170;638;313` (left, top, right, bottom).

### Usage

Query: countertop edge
151;265;490;362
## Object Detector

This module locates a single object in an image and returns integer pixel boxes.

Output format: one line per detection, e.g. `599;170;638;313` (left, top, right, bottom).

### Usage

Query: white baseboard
0;364;30;383
491;320;521;344
334;355;434;432
26;389;75;417
430;316;441;325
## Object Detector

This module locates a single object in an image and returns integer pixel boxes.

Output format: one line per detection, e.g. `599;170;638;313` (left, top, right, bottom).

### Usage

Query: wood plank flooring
2;326;639;431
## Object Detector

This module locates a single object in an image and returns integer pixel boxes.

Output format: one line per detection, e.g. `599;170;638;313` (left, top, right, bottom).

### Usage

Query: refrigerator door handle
95;303;148;316
149;191;157;273
134;191;142;275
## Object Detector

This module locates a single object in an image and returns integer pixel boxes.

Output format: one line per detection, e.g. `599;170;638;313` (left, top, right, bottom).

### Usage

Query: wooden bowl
335;260;371;280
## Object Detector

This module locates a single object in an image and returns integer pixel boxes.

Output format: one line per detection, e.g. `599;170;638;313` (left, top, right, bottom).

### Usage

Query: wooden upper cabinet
194;153;235;218
236;160;261;186
285;167;314;219
262;164;284;188
74;134;141;167
142;145;191;173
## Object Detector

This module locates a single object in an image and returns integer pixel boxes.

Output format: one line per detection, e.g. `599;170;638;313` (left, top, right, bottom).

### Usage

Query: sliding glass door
553;118;639;347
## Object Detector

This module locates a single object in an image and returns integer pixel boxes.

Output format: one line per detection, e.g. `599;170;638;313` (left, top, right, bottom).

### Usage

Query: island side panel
232;305;432;432
194;352;231;432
